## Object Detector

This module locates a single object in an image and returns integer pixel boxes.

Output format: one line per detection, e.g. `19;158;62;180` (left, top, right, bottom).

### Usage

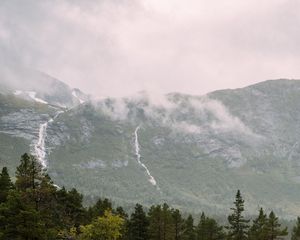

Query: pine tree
15;153;43;191
0;154;62;239
265;211;287;240
129;204;149;240
148;205;162;240
148;204;175;240
248;208;267;240
227;190;250;240
116;206;129;240
56;187;85;229
196;212;224;240
291;217;300;240
172;209;185;240
0;190;47;239
0;167;14;203
183;214;196;240
163;203;175;240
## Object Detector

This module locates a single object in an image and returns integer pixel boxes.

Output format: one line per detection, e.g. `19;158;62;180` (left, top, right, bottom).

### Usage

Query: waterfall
134;126;159;188
33;111;64;168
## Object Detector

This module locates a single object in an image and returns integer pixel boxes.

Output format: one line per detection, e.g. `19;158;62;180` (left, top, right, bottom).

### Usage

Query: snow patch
72;90;85;104
14;90;48;104
14;90;23;95
27;91;48;104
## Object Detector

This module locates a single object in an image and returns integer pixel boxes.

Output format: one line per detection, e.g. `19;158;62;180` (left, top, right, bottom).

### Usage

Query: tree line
0;153;299;240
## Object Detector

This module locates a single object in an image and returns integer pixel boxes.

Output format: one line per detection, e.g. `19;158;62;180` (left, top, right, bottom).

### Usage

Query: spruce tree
248;208;267;240
56;188;85;229
162;203;175;240
172;209;185;240
116;206;129;240
0;190;46;239
265;211;287;240
129;204;149;240
227;190;250;240
196;212;224;240
148;205;162;240
148;204;175;240
291;217;300;240
0;167;14;203
183;214;196;240
88;198;113;220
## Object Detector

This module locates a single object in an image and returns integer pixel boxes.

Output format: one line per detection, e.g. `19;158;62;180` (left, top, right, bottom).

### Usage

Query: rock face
1;69;300;218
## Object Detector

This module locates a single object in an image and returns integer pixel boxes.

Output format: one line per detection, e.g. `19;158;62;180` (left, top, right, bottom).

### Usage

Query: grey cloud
0;0;299;97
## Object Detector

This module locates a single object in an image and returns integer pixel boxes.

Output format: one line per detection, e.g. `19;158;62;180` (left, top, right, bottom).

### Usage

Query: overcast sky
0;0;299;97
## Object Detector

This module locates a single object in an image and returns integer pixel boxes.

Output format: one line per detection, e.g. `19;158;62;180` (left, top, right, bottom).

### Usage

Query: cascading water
33;111;64;168
134;126;159;189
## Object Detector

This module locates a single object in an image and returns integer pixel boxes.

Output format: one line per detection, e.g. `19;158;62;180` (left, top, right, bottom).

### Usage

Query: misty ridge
2;1;300;239
0;60;257;139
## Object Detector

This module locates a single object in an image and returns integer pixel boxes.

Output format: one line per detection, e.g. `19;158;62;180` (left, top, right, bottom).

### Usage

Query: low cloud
0;0;299;97
95;93;258;137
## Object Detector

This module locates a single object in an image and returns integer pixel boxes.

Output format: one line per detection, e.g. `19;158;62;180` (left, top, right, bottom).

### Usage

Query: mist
0;0;300;97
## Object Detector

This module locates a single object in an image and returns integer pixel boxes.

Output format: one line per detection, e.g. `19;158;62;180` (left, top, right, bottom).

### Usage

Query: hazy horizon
1;0;300;97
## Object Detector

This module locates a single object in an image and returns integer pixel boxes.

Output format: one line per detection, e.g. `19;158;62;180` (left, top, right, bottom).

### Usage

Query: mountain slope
1;73;300;217
45;80;300;217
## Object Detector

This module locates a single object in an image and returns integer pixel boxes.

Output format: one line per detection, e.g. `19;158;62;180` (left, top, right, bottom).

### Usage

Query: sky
0;0;300;97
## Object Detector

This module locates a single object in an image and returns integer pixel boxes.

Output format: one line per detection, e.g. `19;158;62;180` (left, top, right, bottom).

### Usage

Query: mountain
0;69;300;218
0;63;89;108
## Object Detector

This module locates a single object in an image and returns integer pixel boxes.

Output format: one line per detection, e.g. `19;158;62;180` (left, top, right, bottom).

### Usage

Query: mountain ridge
0;69;300;218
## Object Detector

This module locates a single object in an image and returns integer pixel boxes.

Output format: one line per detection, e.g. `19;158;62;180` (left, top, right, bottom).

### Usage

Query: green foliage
15;153;43;191
265;211;288;240
0;167;14;203
172;209;185;240
183;214;196;240
129;204;149;240
80;210;124;240
0;153;290;240
115;206;129;240
227;190;250;240
88;198;113;220
0;190;47;239
56;187;86;229
248;208;268;240
291;217;300;240
148;203;175;240
196;212;225;240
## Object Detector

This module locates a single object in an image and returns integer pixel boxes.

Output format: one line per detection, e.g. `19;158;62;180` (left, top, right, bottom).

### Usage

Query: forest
0;153;299;240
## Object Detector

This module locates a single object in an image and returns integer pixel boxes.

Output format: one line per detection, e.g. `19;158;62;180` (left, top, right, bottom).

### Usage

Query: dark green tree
183;214;196;240
248;208;267;240
0;154;60;239
56;187;86;229
129;204;148;240
265;211;287;240
116;206;129;240
15;153;43;191
161;203;175;240
148;204;175;240
0;167;14;203
0;190;47;240
291;217;300;240
88;198;113;220
196;212;224;240
227;190;250;240
172;209;185;240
